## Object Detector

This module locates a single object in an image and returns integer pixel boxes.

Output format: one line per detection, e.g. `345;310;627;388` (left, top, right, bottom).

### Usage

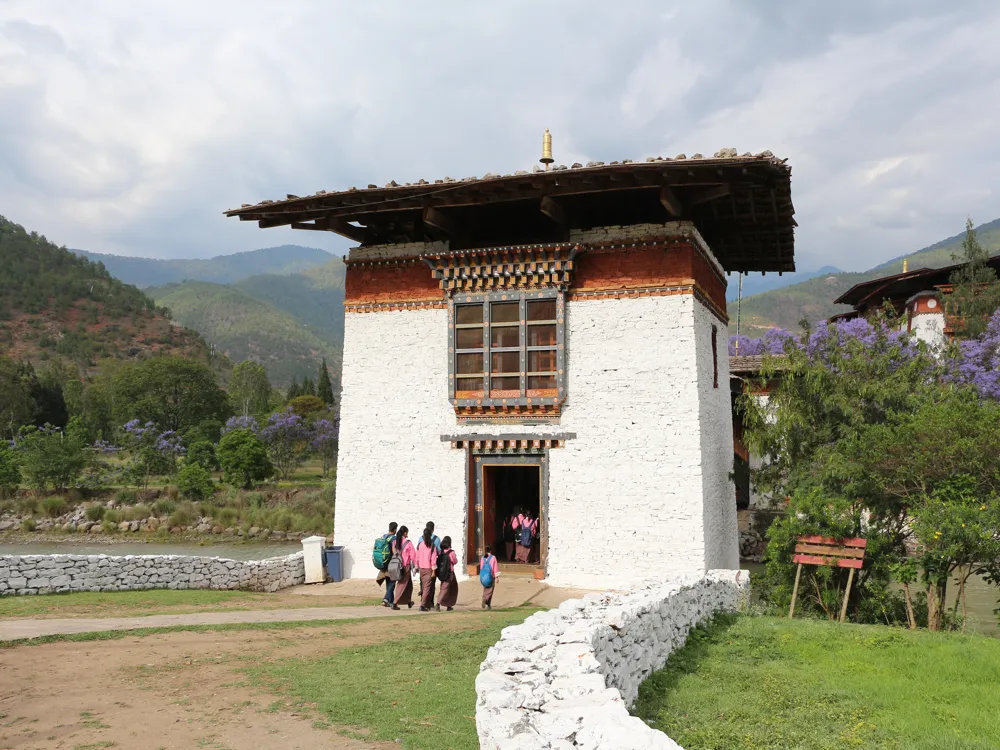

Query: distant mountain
147;277;343;389
75;245;333;288
730;218;1000;336
726;265;843;302
0;215;216;372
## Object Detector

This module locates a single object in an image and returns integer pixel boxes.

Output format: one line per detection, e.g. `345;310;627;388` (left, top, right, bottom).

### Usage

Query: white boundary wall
0;552;304;595
476;569;749;749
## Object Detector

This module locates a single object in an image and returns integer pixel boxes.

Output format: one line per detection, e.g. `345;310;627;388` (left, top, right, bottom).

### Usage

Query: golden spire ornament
540;129;553;170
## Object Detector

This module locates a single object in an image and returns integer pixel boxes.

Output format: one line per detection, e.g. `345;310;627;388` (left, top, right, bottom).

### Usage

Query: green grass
632;615;1000;750
244;609;535;750
0;589;276;618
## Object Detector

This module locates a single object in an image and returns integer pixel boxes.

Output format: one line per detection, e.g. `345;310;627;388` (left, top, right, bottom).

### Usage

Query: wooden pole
788;563;802;618
839;567;855;623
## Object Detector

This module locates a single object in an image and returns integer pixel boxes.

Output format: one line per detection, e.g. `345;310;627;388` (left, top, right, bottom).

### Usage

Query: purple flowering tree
729;328;797;357
222;415;259;435
260;408;310;480
121;420;187;489
310;418;340;479
947;309;1000;401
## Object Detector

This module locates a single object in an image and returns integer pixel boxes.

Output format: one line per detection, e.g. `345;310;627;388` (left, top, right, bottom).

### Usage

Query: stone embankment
476;569;748;750
0;552;305;595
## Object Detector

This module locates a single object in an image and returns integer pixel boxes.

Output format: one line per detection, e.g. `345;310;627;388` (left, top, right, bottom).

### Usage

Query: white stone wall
335;293;736;588
0;552;304;595
475;569;749;749
910;312;946;348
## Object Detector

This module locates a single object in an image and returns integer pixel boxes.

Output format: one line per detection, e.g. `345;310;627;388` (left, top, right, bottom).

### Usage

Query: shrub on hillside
40;495;68;518
176;462;215;501
186;441;219;471
0;444;21;497
85;504;106;522
217;428;272;489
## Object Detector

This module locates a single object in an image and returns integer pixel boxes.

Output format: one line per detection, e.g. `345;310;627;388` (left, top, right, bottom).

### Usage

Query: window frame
448;289;566;408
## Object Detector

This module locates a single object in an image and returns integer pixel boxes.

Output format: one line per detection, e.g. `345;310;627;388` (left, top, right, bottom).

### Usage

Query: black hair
396;525;408;549
426;521;435;532
422;525;433;546
441;535;452;551
484;544;492;554
388;521;398;533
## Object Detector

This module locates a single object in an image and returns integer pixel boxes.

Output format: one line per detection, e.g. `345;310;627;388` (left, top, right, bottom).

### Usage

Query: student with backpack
424;521;442;553
390;526;416;610
416;525;439;611
480;545;499;609
502;509;518;561
435;536;458;611
375;521;397;608
514;510;538;563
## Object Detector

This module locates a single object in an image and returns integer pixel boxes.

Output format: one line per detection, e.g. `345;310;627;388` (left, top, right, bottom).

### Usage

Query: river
0;542;301;561
742;562;999;638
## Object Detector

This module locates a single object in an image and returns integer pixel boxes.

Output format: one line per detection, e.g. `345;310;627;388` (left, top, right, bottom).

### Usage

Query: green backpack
373;535;393;570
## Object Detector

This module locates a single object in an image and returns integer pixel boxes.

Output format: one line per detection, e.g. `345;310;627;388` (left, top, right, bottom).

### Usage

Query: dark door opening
483;464;540;563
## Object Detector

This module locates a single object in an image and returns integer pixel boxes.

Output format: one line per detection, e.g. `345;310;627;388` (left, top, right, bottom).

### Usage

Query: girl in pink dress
392;526;416;610
436;536;459;611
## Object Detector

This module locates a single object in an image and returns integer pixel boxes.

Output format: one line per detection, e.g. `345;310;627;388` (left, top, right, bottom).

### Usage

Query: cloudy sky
1;1;998;272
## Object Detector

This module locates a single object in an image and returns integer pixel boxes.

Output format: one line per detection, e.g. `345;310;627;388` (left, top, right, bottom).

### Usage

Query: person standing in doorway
392;526;416;610
436;536;459;611
480;545;499;609
378;521;398;608
502;508;518;562
416;525;439;611
515;509;537;563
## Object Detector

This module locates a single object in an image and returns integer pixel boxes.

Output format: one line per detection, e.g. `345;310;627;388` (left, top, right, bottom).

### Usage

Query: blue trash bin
325;545;345;582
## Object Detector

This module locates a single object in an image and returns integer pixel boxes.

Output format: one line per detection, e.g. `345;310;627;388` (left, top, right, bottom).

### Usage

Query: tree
217;428;273;489
317;358;335;406
0;443;21;497
260;408;309;480
301;376;316;397
947;218;1000;338
286;377;301;401
229;360;272;418
110;356;230;432
288;395;325;417
186;440;219;471
120;420;186;489
311;418;339;478
175;462;215;500
0;356;32;439
15;423;89;490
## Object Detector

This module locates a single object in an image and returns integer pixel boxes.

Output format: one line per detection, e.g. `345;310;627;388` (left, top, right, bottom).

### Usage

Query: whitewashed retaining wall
476;569;749;749
0;552;304;595
335;223;736;587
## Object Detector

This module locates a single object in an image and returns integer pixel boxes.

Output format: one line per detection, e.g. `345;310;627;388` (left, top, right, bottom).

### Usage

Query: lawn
632;615;1000;750
0;588;378;619
244;608;535;750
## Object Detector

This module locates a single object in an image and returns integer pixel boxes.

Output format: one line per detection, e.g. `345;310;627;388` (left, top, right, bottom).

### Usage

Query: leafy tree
186;440;219;471
260;408;309;480
229;360;272;418
311;418;339;479
317;358;335;405
0;356;32;439
175;462;215;500
288;395;325;417
120;420;186;489
0;443;21;497
286;377;301;401
217;428;272;489
15;423;89;490
947;309;1000;400
301;376;316;397
110;356;229;432
947;218;1000;338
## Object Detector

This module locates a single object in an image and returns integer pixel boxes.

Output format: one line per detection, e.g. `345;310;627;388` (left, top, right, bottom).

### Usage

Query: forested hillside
146;281;342;388
76;245;333;288
731;217;1000;335
0;215;214;371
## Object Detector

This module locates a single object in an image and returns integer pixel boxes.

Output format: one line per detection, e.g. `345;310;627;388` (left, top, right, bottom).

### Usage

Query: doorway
469;453;546;574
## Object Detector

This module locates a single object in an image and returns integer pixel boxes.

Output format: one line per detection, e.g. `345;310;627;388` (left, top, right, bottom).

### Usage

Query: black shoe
391;604;400;610
447;607;454;611
435;604;441;612
419;606;428;611
408;602;414;609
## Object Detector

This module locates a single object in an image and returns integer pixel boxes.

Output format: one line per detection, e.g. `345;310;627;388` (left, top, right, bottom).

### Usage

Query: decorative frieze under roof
423;244;580;292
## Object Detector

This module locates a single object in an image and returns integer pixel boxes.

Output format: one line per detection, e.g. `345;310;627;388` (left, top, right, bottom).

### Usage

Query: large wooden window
452;291;562;403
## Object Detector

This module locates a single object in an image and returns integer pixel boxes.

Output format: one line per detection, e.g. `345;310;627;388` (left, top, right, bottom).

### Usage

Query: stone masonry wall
0;552;304;595
476;569;749;750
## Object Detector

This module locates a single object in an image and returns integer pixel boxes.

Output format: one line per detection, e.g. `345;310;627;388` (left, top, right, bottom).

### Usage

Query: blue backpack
519;520;534;547
479;555;495;588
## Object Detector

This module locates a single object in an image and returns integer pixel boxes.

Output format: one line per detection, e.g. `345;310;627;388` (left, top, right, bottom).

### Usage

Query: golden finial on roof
902;258;909;273
540;129;553;170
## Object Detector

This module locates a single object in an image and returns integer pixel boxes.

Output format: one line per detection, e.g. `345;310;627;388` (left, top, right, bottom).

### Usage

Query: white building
226;150;796;588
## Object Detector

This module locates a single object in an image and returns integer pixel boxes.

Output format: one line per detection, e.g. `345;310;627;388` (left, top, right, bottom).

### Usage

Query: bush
176;463;215;501
40;495;68;518
85;504;106;522
123;503;152;522
116;489;138;506
104;509;122;524
16;496;38;516
217;428;273;489
153;498;176;516
186;441;219;471
21;518;36;532
16;425;89;490
102;519;118;533
168;502;196;528
0;444;21;497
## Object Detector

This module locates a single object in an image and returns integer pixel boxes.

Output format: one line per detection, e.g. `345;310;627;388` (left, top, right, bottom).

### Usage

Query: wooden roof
224;149;796;273
834;255;1000;309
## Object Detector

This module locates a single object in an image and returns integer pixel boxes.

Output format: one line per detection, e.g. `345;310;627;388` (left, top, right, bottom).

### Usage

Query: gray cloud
0;0;998;271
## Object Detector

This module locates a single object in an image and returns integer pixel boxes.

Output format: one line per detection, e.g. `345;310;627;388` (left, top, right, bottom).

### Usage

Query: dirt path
0;615;490;749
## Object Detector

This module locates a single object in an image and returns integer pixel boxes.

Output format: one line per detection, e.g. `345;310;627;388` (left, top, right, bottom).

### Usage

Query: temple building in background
226;145;795;587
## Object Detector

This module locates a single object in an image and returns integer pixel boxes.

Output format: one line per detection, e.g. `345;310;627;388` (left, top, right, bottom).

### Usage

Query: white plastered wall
910;312;946;348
